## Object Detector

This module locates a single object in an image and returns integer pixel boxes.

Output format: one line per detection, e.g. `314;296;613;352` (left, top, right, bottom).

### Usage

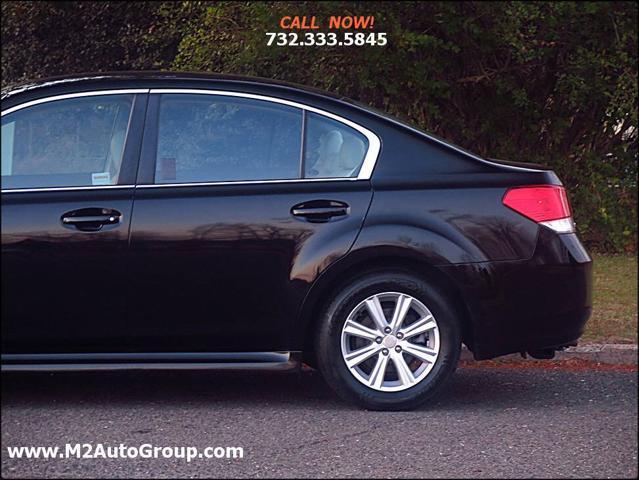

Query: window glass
1;95;133;189
155;94;302;183
304;112;368;178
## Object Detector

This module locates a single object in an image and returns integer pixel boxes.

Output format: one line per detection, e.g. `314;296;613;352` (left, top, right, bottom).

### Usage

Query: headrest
321;130;343;155
339;136;366;168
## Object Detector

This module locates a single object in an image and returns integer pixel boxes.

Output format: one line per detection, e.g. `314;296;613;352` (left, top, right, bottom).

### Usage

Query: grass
582;254;638;343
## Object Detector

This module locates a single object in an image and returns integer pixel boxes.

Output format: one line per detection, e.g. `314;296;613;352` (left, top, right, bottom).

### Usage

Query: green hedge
2;1;637;252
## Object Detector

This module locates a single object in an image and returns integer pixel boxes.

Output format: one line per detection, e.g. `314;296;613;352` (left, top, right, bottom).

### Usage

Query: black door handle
61;208;122;232
291;200;350;223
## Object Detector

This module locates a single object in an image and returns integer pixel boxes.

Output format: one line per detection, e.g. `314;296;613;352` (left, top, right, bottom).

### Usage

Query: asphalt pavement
1;365;637;478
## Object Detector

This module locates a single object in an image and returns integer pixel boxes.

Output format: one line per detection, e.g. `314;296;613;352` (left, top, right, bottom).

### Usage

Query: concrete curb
460;343;638;365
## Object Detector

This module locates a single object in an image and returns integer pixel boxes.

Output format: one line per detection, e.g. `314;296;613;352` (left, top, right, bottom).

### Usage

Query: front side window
1;95;133;189
155;94;302;183
304;112;369;179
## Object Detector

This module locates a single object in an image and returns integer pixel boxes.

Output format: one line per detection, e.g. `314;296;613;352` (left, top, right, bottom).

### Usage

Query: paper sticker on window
92;172;111;185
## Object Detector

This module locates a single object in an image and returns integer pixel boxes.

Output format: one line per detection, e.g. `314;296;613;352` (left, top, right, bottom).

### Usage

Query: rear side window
1;95;133;189
304;112;368;179
155;94;302;183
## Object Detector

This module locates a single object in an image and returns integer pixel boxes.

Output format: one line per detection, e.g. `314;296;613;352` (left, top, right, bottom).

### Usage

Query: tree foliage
2;1;637;252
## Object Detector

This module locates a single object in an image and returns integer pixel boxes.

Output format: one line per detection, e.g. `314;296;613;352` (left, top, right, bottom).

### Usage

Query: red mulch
458;357;638;372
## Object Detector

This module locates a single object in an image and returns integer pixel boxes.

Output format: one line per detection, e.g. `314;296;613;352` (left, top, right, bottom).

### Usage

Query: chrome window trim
136;177;362;189
1;184;135;193
1;87;381;192
0;89;150;117
149;88;381;181
0;178;365;193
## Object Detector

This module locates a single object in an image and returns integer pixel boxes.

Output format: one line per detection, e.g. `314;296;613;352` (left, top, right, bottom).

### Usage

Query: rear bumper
441;228;593;360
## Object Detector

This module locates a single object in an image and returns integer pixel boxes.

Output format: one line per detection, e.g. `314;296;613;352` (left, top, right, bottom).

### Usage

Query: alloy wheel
340;291;440;392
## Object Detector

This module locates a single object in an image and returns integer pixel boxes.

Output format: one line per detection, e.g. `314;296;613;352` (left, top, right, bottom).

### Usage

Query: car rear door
1;90;147;354
126;90;378;353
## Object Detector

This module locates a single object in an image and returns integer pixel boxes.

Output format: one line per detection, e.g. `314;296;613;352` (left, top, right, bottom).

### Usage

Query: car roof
1;71;351;105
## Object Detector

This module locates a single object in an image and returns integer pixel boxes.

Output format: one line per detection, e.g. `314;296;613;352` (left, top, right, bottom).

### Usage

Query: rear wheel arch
299;250;475;367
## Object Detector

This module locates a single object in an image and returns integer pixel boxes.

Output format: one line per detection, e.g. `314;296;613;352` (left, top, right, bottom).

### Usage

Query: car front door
126;91;378;353
1;91;147;355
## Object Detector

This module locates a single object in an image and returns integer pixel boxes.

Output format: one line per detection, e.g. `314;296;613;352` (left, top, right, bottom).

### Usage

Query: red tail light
503;185;574;233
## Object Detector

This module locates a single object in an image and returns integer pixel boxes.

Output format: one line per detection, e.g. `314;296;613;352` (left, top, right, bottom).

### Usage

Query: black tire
315;271;461;411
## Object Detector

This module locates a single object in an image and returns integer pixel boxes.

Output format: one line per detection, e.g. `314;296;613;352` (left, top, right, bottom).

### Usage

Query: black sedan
0;72;592;410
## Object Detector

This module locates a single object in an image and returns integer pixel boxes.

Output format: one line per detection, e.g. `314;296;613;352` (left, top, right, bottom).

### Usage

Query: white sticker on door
92;172;111;185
